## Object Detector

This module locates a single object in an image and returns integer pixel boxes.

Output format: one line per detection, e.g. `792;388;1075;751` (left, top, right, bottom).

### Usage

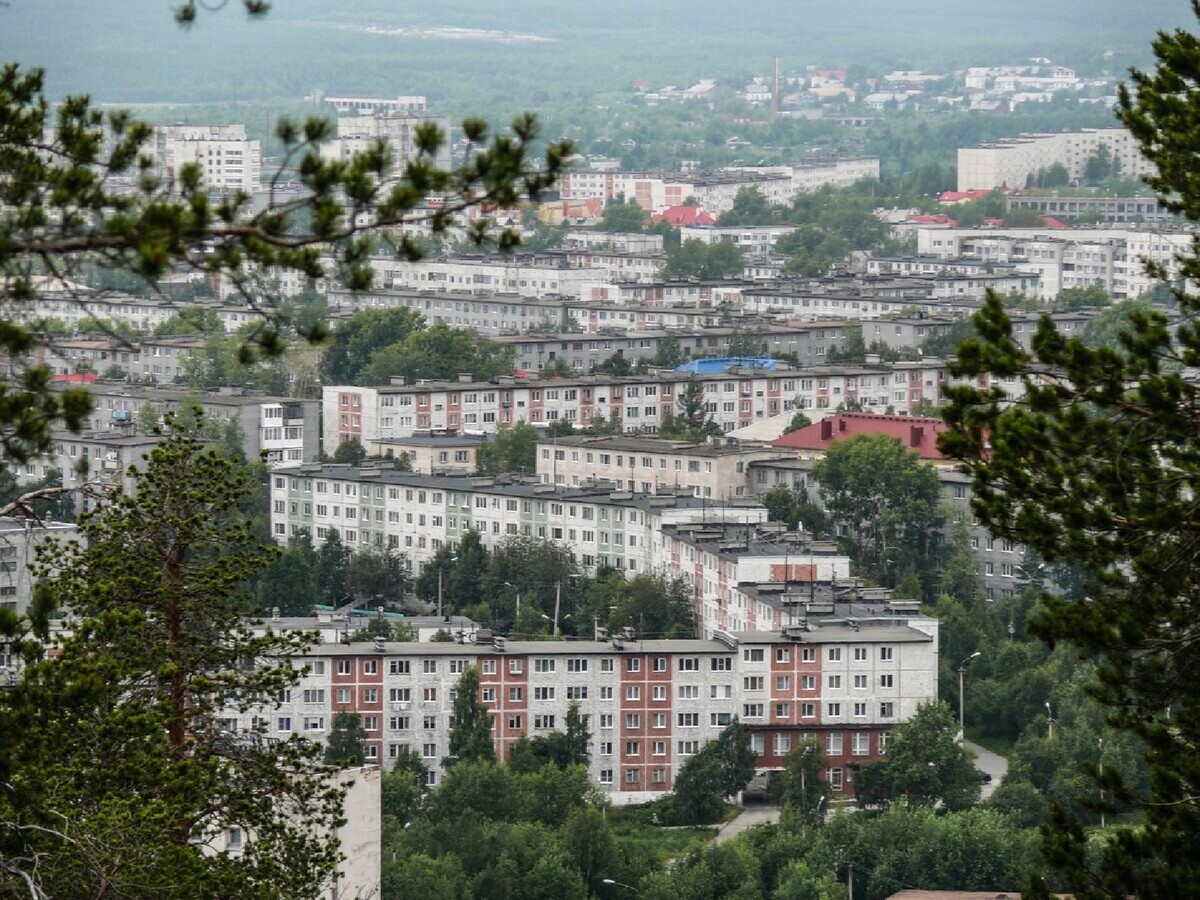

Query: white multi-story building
535;434;780;499
918;225;1195;300
318;112;453;177
956;128;1154;192
237;609;938;803
153;124;261;194
271;463;765;576
0;518;80;617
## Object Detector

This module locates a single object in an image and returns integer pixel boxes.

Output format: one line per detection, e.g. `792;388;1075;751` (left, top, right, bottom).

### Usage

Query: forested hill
0;0;1189;106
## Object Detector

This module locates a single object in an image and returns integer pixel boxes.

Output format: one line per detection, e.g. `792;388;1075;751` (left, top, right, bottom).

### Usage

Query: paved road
713;804;781;843
965;739;1008;800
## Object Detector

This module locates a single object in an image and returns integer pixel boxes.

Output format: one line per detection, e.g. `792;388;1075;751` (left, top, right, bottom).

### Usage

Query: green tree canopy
811;433;944;598
598;195;648;233
0;428;344;897
448;665;496;766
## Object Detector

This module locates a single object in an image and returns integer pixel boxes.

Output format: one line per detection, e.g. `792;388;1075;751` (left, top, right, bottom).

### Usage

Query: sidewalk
965;739;1008;800
713;805;781;844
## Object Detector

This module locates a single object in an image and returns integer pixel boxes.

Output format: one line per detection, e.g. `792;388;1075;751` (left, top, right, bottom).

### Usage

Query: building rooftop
538;434;766;457
277;464;764;512
771;412;951;461
660;521;842;561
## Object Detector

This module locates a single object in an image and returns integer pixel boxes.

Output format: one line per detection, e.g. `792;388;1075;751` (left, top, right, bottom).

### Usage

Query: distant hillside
0;0;1189;108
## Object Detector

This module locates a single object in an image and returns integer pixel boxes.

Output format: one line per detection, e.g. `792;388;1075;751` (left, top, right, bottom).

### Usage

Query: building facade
238;612;938;804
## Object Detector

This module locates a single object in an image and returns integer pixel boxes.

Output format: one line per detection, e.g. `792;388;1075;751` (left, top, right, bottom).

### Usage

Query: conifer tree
0;425;344;898
942;9;1200;891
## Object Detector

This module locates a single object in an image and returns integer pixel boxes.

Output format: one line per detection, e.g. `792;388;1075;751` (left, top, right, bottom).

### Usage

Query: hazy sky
0;1;1192;105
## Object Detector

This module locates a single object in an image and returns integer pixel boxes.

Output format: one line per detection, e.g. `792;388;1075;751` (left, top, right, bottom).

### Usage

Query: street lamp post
504;581;522;624
1046;701;1054;740
437;555;458;621
601;878;637;893
958;651;981;742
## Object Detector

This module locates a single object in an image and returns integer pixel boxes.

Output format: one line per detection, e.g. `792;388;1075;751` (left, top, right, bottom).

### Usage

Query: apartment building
366;255;595;299
737;282;982;320
495;323;852;373
560;170;792;215
238;610;938;803
549;248;665;283
367;433;487;475
1007;194;1169;225
917;225;1194;300
578;279;752;308
560;160;876;213
658;522;854;636
60;383;320;468
956;127;1155;192
535;434;779;498
323;361;948;451
723;157;881;196
0;518;80;617
28;430;165;513
270;463;767;576
680;225;798;259
311;94;428;115
153;124;261;194
318;112;453;177
325;288;569;334
563;231;665;253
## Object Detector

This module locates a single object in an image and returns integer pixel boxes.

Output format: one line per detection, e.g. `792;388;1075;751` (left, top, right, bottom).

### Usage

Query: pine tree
940;10;1200;890
0;426;344;898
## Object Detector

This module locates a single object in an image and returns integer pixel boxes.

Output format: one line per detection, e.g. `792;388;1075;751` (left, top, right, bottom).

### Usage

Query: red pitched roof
937;189;992;204
771;412;950;460
653;206;718;227
1040;215;1067;229
906;214;957;227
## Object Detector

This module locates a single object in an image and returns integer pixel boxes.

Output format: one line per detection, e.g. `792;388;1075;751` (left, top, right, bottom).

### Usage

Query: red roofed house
652;205;718;227
771;412;951;462
937;189;994;204
905;213;957;227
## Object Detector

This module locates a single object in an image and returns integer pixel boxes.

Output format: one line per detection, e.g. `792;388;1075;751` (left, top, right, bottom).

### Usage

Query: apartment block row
917;225;1194;299
270;463;767;577
560;158;878;215
322;361;947;449
956;127;1155;192
243;615;937;803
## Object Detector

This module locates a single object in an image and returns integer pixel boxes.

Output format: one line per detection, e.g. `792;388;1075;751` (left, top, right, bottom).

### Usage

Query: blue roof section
676;357;780;374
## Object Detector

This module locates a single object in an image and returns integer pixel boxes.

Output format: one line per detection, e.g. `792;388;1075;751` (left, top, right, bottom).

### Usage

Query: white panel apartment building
560;171;792;215
561;159;877;213
918;225;1194;299
956;127;1154;192
366;255;595;299
318;112;453;176
271;463;767;576
153;124;261;194
723;157;881;196
237;614;937;803
535;434;781;499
